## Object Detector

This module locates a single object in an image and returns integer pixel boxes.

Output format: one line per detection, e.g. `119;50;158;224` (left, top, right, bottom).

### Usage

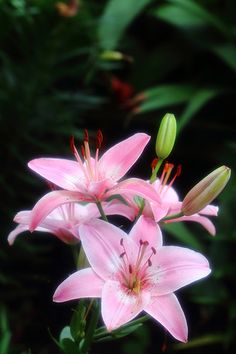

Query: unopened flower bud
182;165;231;216
155;113;177;159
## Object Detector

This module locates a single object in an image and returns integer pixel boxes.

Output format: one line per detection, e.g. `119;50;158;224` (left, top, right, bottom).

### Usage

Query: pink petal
101;280;150;331
166;215;216;235
30;190;85;231
103;201;136;221
79;219;136;279
14;210;31;224
99;133;150;181
151;246;211;295
129;215;163;249
153;179;179;203
145;293;188;342
199;204;218;216
28;158;85;191
7;224;29;245
149;202;170;222
108;178;161;204
53;268;103;302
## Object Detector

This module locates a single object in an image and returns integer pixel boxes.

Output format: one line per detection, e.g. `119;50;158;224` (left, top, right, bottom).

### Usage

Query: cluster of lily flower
8;114;230;343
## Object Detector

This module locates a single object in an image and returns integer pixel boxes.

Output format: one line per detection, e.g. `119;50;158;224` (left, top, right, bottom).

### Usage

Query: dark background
1;0;236;353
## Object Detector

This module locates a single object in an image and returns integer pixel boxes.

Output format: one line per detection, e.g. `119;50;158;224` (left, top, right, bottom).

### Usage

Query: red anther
151;158;158;172
120;238;124;246
84;129;89;142
148;259;152;267
129;264;133;274
142;240;149;246
139;239;144;245
151;247;156;255
176;164;182;177
96;129;103;149
120;252;126;258
81;145;85;158
70;136;76;154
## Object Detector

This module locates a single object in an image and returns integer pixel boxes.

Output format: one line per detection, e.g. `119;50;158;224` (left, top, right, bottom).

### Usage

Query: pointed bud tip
155;113;177;160
182;165;231;216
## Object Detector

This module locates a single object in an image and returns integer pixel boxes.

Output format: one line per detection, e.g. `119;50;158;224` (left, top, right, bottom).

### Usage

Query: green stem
150;158;164;183
96;201;108;221
161;211;184;222
94;315;149;339
80;300;100;354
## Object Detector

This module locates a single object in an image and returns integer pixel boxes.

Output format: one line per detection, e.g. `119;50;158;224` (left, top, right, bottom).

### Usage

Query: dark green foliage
1;0;236;353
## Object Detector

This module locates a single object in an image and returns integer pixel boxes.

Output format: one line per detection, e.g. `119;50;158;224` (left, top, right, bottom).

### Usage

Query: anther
120;238;124;246
148;259;152;267
129;265;133;274
151;158;158;172
151;247;156;255
96;130;103;149
70;136;76;155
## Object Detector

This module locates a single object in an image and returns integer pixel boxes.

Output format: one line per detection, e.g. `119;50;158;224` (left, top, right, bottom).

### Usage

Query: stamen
168;164;182;188
151;158;158;173
96;130;103;150
162;163;174;187
81;145;85;158
129;265;133;274
84;129;89;142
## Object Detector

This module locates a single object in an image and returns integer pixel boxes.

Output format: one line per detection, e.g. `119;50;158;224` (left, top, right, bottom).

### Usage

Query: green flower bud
155;113;177;159
182;166;231;216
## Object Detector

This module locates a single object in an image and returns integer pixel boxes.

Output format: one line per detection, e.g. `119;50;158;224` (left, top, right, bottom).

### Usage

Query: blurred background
1;0;236;353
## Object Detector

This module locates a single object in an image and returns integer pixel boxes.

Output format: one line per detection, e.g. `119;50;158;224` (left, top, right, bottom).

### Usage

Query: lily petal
99;133;150;181
151;246;211;295
53;268;103;302
30;190;85;231
129;216;163;249
145;293;187;342
101;280;150;331
108;178;161;204
8;224;29;245
28;158;85;191
79;219;135;279
165;215;216;235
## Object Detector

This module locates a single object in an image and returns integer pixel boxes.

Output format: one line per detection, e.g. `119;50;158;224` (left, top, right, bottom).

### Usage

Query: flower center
70;130;103;182
119;238;156;294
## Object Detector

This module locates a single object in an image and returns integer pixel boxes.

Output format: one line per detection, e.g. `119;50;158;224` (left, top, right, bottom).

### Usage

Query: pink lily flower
123;163;218;235
53;216;211;342
28;132;161;230
149;177;219;235
8;201;135;245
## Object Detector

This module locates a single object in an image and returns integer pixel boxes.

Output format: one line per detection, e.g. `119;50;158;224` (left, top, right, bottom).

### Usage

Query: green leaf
60;338;79;354
70;303;86;342
178;88;221;132
0;308;11;354
98;0;153;50
212;44;236;72
95;324;143;343
60;326;74;343
163;222;203;251
137;84;195;114
152;0;229;35
154;4;205;28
